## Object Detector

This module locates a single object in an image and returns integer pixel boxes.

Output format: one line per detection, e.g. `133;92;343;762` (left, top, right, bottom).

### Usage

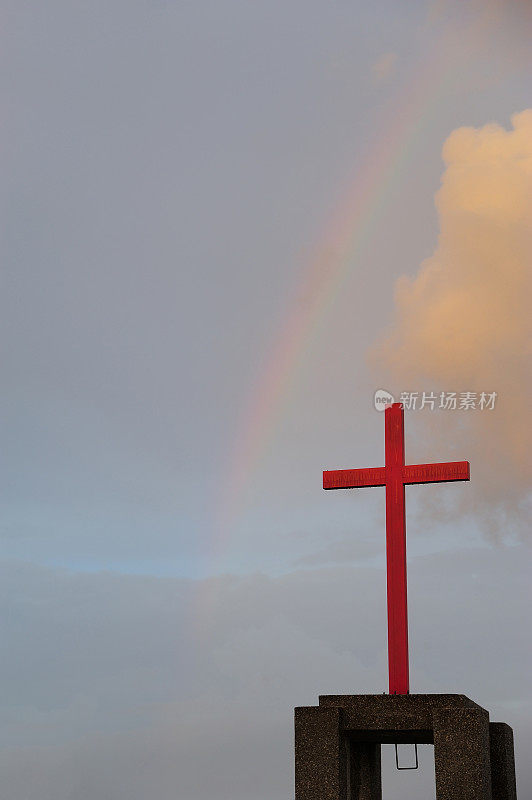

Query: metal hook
395;742;418;770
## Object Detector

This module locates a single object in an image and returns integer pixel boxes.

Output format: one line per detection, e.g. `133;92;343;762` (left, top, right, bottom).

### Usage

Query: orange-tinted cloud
370;110;532;537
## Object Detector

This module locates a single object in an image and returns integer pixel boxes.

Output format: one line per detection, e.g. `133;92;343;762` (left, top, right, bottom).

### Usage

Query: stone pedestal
294;694;516;800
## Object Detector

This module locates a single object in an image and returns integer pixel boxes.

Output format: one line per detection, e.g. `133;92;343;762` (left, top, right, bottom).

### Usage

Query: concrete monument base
294;694;516;800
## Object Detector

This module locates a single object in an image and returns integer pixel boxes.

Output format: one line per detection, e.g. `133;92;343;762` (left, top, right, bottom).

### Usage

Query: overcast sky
1;1;531;798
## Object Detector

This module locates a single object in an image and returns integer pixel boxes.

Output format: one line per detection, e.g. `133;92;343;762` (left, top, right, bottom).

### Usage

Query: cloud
292;535;381;567
370;110;532;538
371;51;397;82
0;554;530;798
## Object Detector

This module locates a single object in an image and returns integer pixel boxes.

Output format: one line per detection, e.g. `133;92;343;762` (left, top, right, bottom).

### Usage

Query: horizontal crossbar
403;461;470;484
323;461;469;489
323;467;385;489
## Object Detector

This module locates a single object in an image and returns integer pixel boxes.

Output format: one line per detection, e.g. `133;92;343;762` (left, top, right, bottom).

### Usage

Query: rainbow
211;5;498;573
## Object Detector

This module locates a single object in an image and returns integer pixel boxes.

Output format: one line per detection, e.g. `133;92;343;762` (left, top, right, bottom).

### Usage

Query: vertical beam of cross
385;404;409;694
323;403;470;695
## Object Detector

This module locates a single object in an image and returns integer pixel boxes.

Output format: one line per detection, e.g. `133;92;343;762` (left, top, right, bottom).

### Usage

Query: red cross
323;402;469;695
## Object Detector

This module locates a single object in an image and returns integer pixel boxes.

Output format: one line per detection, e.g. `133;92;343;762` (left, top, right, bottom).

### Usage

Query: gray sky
1;1;531;797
